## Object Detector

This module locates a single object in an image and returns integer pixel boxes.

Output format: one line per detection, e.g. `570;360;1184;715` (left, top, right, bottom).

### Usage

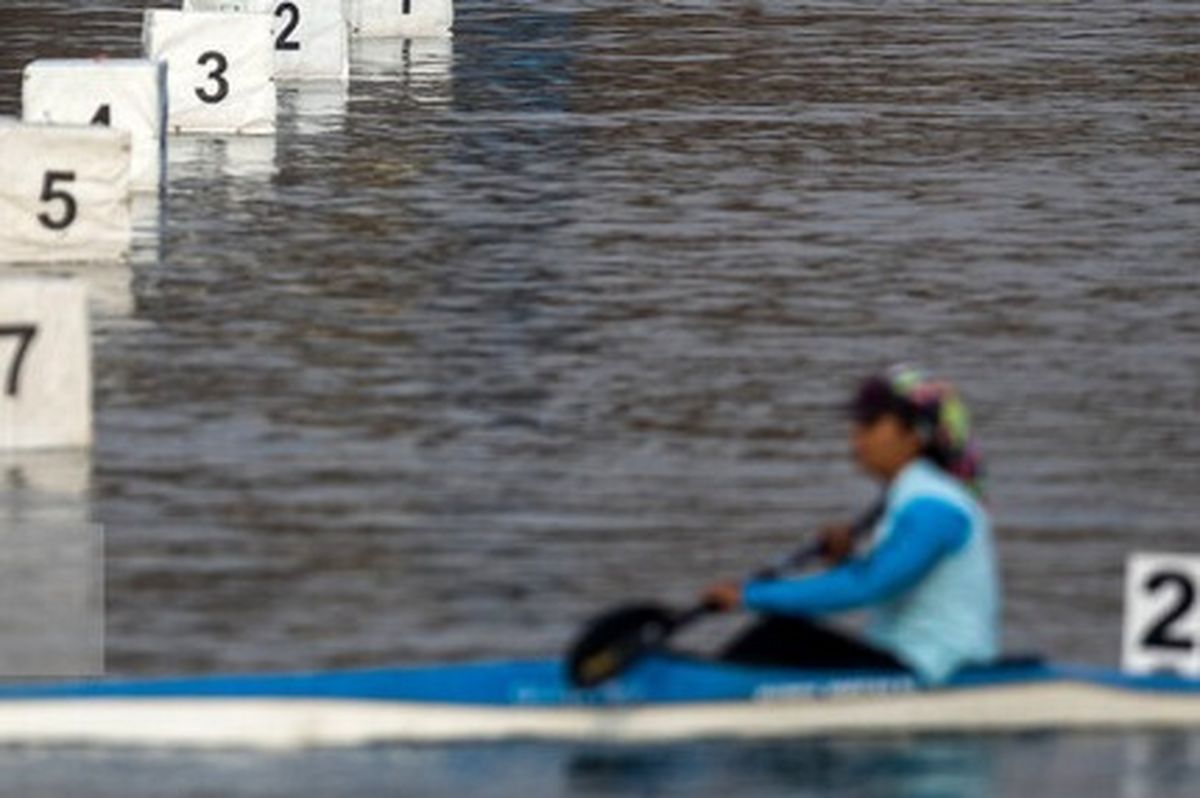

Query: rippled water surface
3;733;1200;797
1;0;1199;794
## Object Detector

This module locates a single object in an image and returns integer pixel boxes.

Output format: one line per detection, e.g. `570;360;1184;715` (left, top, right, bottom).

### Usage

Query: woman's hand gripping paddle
565;501;885;688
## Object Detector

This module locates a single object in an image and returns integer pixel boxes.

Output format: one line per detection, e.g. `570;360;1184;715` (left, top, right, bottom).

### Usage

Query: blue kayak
0;654;1197;748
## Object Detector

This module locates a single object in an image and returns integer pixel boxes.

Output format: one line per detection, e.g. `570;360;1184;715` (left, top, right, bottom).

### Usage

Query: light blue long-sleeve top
742;459;1000;683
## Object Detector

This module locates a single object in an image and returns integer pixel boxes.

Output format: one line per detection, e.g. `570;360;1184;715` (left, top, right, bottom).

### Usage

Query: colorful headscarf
851;364;985;497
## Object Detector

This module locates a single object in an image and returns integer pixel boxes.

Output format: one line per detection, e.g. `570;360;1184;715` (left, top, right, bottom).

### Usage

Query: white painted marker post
0;279;92;451
0;119;132;264
184;0;350;81
344;0;453;39
1122;553;1200;677
22;58;168;193
142;9;277;135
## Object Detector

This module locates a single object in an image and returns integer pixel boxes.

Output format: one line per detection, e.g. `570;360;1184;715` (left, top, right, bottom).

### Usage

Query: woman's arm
742;498;970;616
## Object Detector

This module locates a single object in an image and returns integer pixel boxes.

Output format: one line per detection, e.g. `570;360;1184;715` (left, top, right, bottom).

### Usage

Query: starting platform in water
0;278;92;451
183;0;350;81
22;58;168;193
345;0;453;39
143;9;277;135
0;120;131;264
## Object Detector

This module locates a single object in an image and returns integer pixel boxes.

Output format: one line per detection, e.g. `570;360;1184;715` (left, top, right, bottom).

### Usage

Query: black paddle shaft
565;500;886;688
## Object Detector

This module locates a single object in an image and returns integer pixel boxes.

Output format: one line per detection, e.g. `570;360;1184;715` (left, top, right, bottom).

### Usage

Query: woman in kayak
703;364;999;684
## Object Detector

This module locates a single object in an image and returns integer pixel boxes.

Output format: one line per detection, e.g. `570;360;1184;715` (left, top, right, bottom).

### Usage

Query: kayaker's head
849;364;983;494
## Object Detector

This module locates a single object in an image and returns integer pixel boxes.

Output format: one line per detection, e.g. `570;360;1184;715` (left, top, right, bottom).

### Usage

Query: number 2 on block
1141;570;1197;651
275;2;301;51
0;325;37;398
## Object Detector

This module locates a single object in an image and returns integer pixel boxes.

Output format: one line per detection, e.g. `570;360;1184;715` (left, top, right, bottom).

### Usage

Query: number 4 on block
22;58;169;193
0;120;131;264
1123;553;1200;677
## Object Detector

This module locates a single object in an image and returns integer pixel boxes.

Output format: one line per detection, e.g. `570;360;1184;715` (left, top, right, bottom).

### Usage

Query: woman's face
852;413;923;480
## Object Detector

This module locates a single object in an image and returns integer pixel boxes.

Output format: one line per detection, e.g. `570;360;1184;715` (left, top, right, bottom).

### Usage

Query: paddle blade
565;603;676;688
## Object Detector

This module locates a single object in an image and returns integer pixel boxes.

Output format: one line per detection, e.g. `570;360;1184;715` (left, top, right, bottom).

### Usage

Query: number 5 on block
1122;553;1200;676
143;9;277;135
0;120;132;264
0;279;92;452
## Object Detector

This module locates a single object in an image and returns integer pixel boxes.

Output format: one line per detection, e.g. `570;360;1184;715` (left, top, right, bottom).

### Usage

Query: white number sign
344;0;453;38
184;0;350;81
1122;553;1200;676
22;59;168;193
142;9;277;135
0;119;132;264
0;278;92;451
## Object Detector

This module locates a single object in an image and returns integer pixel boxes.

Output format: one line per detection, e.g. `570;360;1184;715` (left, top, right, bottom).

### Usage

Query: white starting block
1123;552;1200;677
184;1;349;81
344;0;453;38
0;119;132;264
21;58;167;193
0;279;92;452
142;9;277;135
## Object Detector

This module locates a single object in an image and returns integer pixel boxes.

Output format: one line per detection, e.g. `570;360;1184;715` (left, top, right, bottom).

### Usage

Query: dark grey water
3;733;1200;797
2;0;1199;794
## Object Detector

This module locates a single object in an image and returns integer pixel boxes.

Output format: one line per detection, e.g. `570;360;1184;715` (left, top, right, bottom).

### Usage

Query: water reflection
0;448;101;676
565;739;997;798
0;733;1199;797
132;191;163;242
279;80;350;136
351;36;454;106
0;449;91;520
167;134;279;182
1119;734;1200;798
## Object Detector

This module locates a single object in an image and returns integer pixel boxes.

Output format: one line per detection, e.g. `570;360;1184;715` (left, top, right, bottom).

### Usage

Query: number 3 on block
1123;553;1200;676
143;9;276;135
195;51;230;104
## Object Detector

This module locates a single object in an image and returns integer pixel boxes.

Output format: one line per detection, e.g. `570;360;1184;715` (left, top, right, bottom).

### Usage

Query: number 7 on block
0;326;37;398
0;280;92;452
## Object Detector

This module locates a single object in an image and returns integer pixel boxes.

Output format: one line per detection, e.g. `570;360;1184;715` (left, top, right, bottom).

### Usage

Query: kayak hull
0;656;1198;749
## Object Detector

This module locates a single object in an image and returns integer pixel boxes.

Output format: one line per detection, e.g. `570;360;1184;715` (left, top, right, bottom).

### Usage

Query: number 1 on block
1122;553;1200;676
